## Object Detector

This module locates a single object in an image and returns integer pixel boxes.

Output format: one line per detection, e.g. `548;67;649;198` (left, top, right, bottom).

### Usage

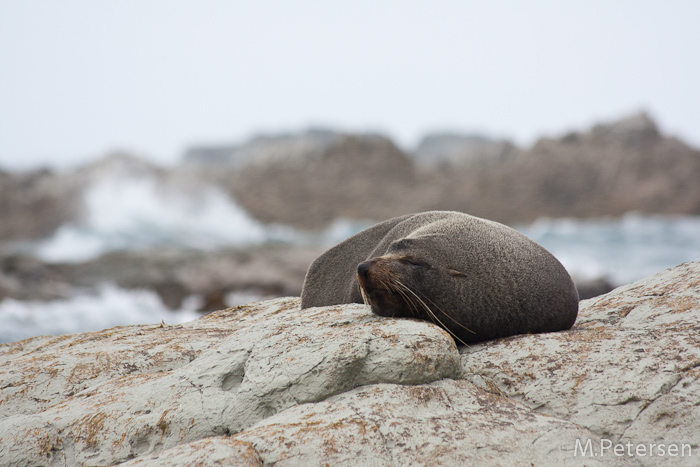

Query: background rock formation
0;112;697;308
2;112;698;238
0;168;80;241
222;112;700;228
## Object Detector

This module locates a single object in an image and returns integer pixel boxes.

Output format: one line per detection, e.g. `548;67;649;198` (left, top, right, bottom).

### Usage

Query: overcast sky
1;1;699;170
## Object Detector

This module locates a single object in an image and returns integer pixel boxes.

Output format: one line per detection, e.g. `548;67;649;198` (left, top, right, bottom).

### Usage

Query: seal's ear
447;268;467;278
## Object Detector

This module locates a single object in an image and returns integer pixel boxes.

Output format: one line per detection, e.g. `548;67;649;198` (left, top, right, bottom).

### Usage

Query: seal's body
301;211;578;345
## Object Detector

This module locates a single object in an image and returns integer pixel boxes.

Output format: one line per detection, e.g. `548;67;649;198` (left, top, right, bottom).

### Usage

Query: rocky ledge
1;262;699;466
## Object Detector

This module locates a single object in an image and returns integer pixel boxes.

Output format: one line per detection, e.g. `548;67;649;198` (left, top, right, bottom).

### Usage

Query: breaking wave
0;284;201;344
30;175;372;263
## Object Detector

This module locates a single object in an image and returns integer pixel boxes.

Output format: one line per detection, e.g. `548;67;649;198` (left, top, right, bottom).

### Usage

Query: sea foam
31;175;372;263
0;284;201;344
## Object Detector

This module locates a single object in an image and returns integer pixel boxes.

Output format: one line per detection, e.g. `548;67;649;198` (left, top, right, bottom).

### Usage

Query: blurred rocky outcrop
184;129;342;169
0;168;80;241
70;150;165;182
0;246;323;310
413;132;521;168
208;111;700;228
455;111;700;224
2;112;698;239
227;133;427;228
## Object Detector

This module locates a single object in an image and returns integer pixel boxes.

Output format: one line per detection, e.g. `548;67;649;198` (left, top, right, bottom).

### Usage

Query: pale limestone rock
124;379;622;467
1;298;298;419
461;261;700;466
114;438;264;467
0;298;459;467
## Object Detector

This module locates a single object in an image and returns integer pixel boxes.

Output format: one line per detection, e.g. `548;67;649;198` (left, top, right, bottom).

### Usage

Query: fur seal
301;211;578;345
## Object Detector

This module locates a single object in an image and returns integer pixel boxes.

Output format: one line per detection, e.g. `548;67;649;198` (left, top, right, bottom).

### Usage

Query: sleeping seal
300;211;578;345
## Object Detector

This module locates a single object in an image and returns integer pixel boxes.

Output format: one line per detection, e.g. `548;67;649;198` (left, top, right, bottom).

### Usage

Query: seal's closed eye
400;257;429;268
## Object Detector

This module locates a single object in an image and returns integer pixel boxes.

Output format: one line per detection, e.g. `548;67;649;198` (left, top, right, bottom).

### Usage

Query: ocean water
518;213;700;285
2;175;699;344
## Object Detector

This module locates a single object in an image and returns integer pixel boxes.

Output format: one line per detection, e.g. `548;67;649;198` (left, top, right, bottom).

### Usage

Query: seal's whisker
392;279;434;318
392;279;436;323
358;281;370;308
360;289;368;307
380;278;417;318
399;284;431;321
412;289;476;336
393;275;475;335
388;280;420;318
394;279;469;347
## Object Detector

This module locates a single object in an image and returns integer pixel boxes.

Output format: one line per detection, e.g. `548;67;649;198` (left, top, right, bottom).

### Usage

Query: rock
0;253;73;301
183;129;343;169
125;380;621;467
413;132;520;168
69;151;165;183
573;276;616;300
432;112;700;224
228;133;424;229
0;168;80;241
0;260;698;466
461;261;700;464
591;111;661;146
119;438;265;467
221;112;700;228
0;245;322;308
0;299;460;466
3;112;700;244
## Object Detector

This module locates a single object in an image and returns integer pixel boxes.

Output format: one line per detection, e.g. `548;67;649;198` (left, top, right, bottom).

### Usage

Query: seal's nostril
357;261;370;278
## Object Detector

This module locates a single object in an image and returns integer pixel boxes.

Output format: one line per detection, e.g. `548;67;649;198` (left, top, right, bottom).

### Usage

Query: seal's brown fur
301;211;578;344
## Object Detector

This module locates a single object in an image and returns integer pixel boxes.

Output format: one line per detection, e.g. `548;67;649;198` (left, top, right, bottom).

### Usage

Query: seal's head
356;234;475;344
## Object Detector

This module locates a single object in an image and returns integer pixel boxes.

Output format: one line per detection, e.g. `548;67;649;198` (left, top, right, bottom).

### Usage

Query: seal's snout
357;260;371;279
